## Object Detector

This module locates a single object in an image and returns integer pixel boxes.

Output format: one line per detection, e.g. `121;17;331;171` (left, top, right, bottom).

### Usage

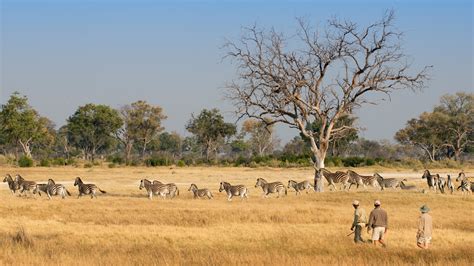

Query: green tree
158;131;182;158
434;92;473;161
66;104;123;161
118;101;166;160
0;92;55;158
186;109;237;161
395;112;446;162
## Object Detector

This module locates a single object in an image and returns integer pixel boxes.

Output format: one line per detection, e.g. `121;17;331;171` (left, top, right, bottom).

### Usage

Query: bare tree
224;11;430;191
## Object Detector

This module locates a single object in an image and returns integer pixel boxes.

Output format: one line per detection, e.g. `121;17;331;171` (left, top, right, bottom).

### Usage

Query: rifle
347;231;354;236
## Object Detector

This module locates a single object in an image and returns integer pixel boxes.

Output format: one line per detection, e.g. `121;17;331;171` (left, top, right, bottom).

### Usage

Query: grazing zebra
400;180;418;191
3;174;19;194
255;178;286;198
374;173;400;190
318;169;350;191
41;179;71;199
74;177;106;199
188;183;213;199
422;170;438;192
153;180;179;199
347;170;379;190
139;179;169;199
437;175;447;194
456;172;472;195
219;181;248;201
15;174;37;196
287;180;313;195
446;175;454;194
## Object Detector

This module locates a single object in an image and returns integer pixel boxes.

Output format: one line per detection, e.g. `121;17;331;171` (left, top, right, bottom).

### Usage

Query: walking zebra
139;179;169;199
34;183;50;196
456;171;472;195
287;180;313;195
41;179;71;199
347;170;379;190
374;173;400;190
74;177;106;199
188;184;213;199
219;181;248;201
15;174;37;196
422;170;438;192
3;174;19;194
437;175;447;194
446;174;454;194
255;178;286;198
317;169;350;191
153;180;179;199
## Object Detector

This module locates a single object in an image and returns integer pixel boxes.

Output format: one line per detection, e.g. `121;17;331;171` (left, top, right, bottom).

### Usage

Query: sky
1;0;473;144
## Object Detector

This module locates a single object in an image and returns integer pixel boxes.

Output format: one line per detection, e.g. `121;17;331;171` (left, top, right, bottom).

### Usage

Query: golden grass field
0;166;473;265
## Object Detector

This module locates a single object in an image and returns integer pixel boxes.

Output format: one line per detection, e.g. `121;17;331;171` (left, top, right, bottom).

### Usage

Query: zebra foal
255;178;286;198
374;173;400;190
456;172;472;195
139;179;169;199
153;180;179;199
188;184;213;199
287;180;313;195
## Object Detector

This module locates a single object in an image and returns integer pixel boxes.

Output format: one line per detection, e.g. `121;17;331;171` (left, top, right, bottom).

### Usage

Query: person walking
350;200;367;243
417;205;432;249
367;200;388;247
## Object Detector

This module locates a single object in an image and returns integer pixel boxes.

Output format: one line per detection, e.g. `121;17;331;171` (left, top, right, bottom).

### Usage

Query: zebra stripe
3;174;19;194
437;175;447;194
456;172;472;195
422;170;438;192
188;184;213;199
15;174;37;196
219;181;248;201
153;180;179;199
255;178;286;198
347;170;379;190
74;177;106;199
139;179;169;199
446;175;454;194
374;173;400;190
287;180;313;195
400;180;418;191
44;179;71;199
318;169;350;191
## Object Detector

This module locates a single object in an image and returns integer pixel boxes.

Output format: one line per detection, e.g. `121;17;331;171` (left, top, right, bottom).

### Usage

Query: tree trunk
124;141;133;164
313;153;326;192
18;139;32;158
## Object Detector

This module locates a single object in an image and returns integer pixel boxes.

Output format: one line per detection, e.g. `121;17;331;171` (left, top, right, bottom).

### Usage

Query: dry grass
0;166;473;265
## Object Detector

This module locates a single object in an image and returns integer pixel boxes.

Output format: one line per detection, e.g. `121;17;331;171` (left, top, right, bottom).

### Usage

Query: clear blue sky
1;0;472;143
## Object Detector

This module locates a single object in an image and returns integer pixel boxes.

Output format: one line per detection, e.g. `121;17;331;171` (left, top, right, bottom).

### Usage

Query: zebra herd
2;170;473;200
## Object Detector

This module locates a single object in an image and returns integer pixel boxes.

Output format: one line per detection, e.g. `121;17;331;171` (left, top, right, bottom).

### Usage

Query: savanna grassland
0;166;473;265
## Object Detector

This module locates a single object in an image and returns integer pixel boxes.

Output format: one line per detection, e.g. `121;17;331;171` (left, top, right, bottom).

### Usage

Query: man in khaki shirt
417;205;433;249
350;200;367;243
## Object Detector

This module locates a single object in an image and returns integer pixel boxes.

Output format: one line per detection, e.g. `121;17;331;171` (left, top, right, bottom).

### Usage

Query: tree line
0;91;472;167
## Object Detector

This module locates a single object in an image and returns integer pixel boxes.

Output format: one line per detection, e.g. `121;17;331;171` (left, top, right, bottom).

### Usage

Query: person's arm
385;211;388;232
417;216;424;236
367;211;374;232
351;212;358;230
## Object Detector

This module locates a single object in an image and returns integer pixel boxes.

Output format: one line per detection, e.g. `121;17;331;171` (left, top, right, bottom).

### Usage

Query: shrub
39;159;50;167
108;163;117;168
84;163;93;168
176;160;186;167
18;156;34;167
342;157;365;167
145;156;173;167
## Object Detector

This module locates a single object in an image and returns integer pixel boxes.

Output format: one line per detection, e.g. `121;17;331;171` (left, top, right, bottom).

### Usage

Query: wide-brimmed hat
420;205;430;213
352;200;360;206
374;200;381;206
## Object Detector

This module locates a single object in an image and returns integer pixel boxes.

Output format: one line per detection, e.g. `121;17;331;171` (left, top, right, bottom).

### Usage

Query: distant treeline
0;92;472;168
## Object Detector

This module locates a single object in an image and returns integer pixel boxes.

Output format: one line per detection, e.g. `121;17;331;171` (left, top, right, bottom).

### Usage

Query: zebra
74;177;106;199
139;179;169;199
287;180;313;195
188;183;213;199
3;174;19;194
37;179;71;199
153;180;179;199
317;169;350;191
34;183;50;196
347;170;379;190
255;178;286;198
437;175;447;194
219;181;248;201
374;173;400;190
400;180;418;191
456;172;472;195
15;174;37;196
446;174;454;194
422;170;438;192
